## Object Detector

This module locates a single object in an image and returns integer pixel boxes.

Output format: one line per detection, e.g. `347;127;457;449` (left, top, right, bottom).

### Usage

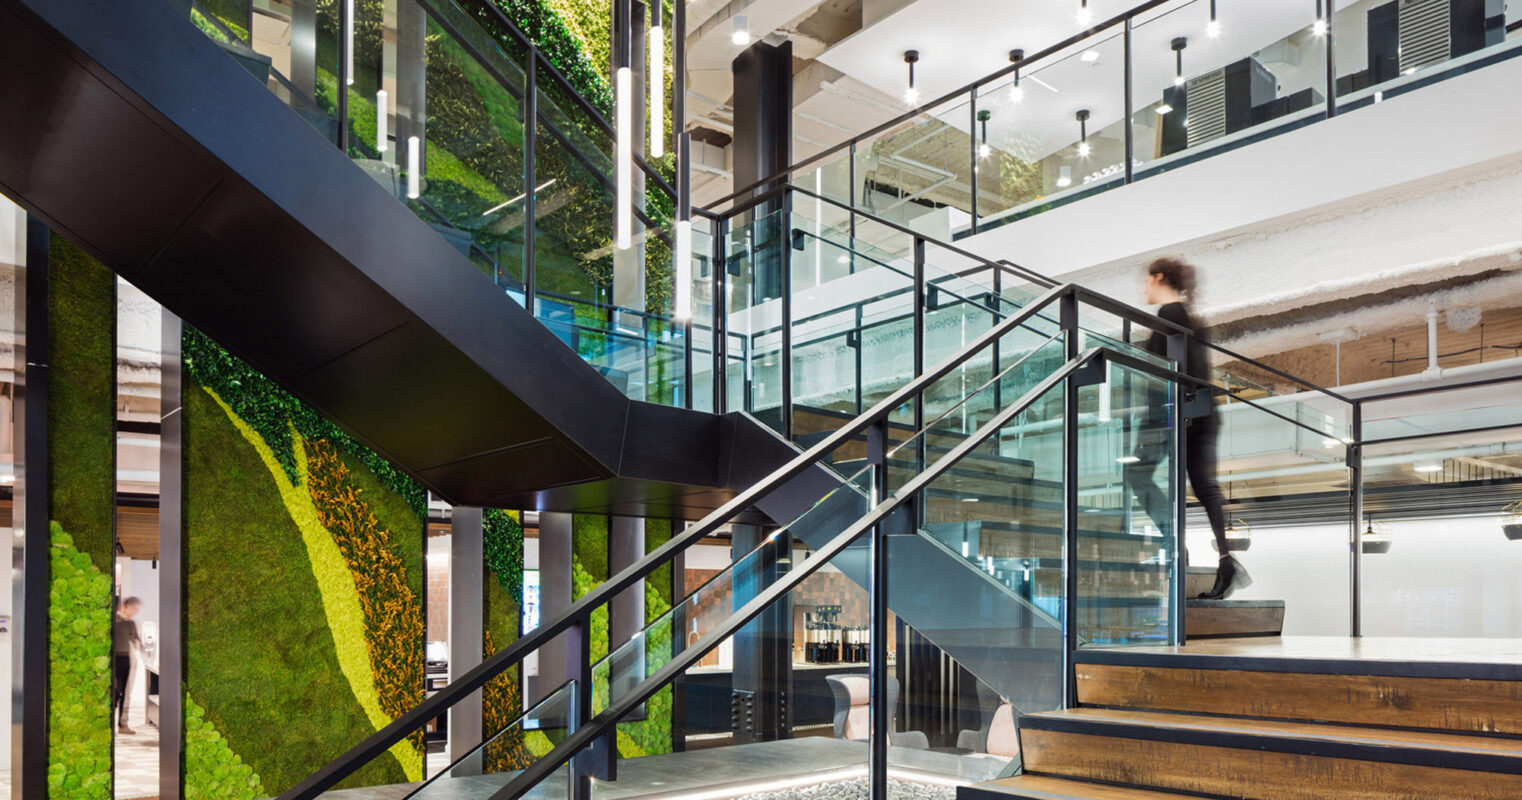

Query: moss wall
183;331;424;795
45;235;116;798
482;508;535;772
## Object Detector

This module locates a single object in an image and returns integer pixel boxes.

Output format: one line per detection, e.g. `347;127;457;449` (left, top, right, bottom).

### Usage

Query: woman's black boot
1198;555;1252;600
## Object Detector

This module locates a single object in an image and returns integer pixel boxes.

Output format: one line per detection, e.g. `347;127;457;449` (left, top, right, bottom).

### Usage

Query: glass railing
750;0;1522;240
183;0;701;408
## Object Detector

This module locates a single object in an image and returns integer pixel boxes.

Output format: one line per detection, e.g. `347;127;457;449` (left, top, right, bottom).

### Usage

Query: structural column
729;522;792;743
534;512;574;705
160;310;185;800
448;507;485;766
730;39;793;303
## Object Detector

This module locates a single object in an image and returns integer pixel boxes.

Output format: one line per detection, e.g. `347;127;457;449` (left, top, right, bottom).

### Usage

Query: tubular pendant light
616;54;632;249
732;14;750;45
1207;0;1221;37
650;0;665;158
674;218;691;318
344;0;355;85
903;50;920;104
1077;0;1092;25
1172;37;1188;86
406;135;420;198
1008;49;1025;103
375;89;388;151
1076;109;1090;157
1313;0;1328;35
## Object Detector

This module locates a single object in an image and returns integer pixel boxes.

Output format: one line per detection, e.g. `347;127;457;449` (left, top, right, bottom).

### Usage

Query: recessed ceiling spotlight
1081;50;1100;63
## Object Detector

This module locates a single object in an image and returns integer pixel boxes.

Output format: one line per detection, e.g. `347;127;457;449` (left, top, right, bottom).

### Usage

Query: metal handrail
728;182;1357;410
699;0;1177;214
493;348;1105;800
278;282;1073;799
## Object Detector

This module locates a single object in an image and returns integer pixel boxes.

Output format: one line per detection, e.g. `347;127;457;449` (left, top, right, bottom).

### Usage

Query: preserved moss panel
616;518;673;757
184;381;419;793
48;232;115;573
46;234;116;798
483;509;533;772
47;525;113;799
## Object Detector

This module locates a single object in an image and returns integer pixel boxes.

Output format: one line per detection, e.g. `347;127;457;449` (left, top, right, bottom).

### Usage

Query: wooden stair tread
1186;598;1284;608
968;774;1206;799
1023;708;1522;760
1075;659;1522;735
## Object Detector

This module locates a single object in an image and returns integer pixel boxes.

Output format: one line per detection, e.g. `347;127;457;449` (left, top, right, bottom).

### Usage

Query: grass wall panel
45;235;115;798
183;331;425;795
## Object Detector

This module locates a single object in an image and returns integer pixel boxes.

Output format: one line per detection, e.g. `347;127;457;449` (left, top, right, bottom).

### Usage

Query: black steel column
608;516;646;655
728;522;791;744
337;0;350;151
867;420;889;800
447;507;484;767
913;239;926;472
781;189;793;440
524;49;538;313
159;310;184;800
1350;402;1363;636
1059;293;1080;708
13;215;49;798
731;39;793;303
712;216;728;414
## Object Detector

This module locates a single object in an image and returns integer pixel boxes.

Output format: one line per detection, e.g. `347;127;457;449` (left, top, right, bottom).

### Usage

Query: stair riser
1021;728;1522;800
1185;603;1283;638
1077;663;1522;735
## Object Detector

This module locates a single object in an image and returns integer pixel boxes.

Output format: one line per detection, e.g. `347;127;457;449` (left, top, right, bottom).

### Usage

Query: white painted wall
1188;514;1522;639
962;50;1522;333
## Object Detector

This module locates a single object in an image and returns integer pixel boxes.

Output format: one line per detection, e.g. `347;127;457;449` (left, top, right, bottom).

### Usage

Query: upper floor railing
703;0;1522;243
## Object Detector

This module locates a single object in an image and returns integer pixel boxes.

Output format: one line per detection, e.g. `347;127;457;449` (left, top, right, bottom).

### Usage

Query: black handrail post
968;89;979;234
992;266;1003;409
714;216;728;414
866;418;890;800
1123;15;1134;184
912;237;927;473
1059;290;1080;707
1325;1;1338;118
524;48;538;316
1350;401;1363;637
336;0;350;152
1166;333;1189;646
781;190;795;440
848;140;858;239
567;618;592;800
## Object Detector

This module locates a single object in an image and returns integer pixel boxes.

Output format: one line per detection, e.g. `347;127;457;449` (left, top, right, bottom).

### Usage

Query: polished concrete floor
322;738;1008;800
1119;635;1522;664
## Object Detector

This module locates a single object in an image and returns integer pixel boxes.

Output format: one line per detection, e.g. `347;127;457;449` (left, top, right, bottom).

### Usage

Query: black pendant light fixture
904;49;920;104
1077;0;1092;25
1207;0;1221;37
1076;109;1091;157
977;109;992;158
1172;37;1188;86
1008;48;1025;103
1313;0;1328;36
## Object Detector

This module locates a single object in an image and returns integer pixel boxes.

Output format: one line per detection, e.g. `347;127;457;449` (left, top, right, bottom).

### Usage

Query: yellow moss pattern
481;630;535;772
203;386;422;781
306;440;426;758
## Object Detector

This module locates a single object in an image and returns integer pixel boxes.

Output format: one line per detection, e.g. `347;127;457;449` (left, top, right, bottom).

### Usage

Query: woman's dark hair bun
1148;256;1197;296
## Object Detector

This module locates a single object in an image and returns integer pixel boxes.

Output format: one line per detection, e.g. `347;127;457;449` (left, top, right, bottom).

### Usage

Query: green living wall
573;514;673;757
45;234;116;799
482;508;538;770
182;328;425;796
